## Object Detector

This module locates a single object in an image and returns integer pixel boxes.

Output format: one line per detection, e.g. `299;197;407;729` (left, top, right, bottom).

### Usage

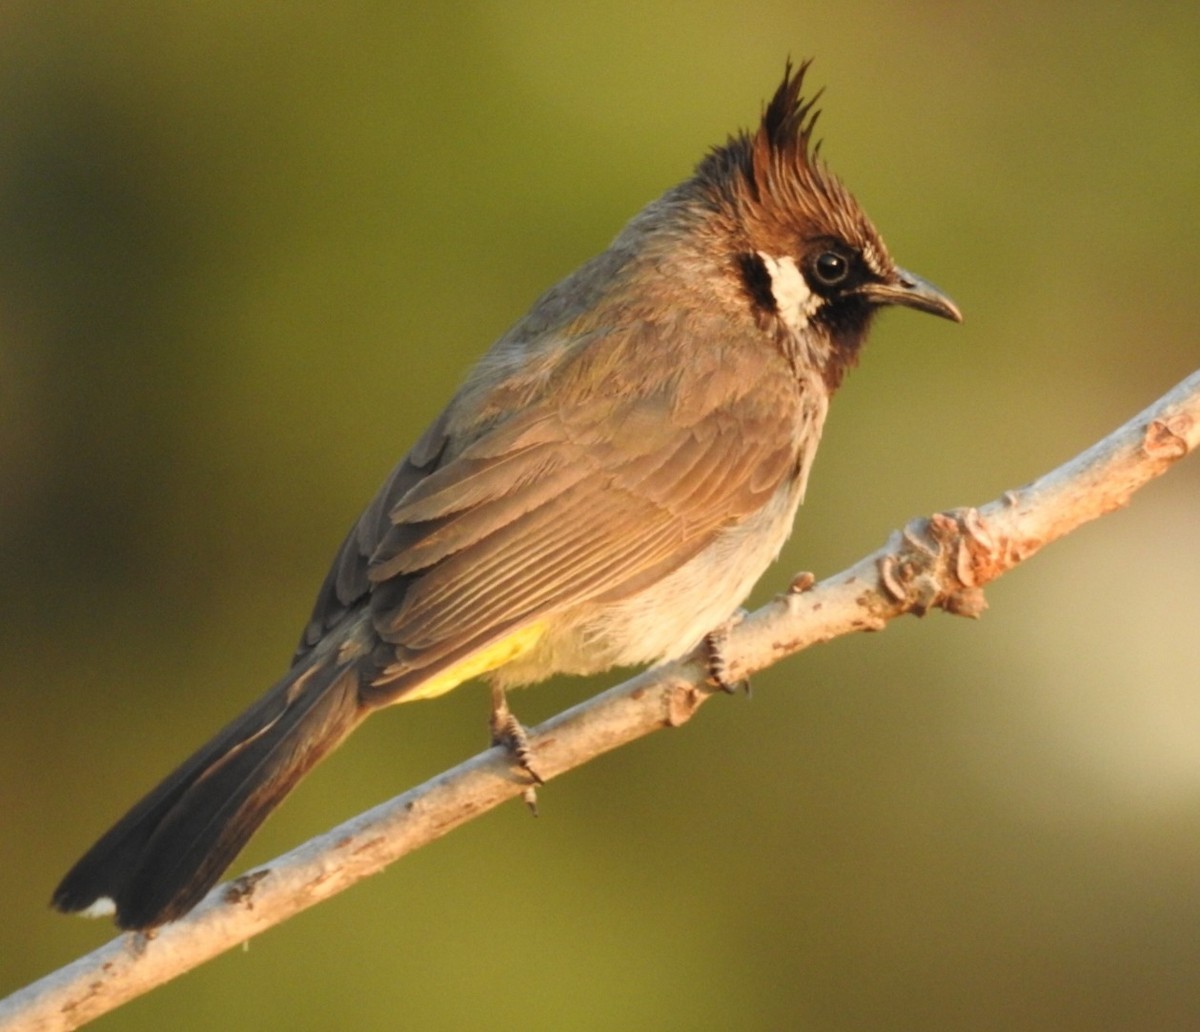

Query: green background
2;4;1198;1030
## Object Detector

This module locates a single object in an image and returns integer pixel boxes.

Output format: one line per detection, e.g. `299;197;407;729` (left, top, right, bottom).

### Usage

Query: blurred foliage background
1;4;1198;1030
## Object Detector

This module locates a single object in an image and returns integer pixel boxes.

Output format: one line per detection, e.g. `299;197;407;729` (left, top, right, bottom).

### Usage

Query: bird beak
862;267;963;323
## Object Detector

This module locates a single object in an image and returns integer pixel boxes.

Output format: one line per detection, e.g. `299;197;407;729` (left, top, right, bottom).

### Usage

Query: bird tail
51;654;366;930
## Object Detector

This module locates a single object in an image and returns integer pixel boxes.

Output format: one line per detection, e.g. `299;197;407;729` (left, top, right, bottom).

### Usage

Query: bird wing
298;321;803;699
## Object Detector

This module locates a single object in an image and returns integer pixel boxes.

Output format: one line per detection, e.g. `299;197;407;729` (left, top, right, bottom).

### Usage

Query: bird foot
704;610;751;696
490;687;543;815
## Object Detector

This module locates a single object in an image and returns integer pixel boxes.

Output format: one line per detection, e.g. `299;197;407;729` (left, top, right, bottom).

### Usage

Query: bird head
691;60;961;389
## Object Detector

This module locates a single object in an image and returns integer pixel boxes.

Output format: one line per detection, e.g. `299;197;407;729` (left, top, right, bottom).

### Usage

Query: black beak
861;267;963;323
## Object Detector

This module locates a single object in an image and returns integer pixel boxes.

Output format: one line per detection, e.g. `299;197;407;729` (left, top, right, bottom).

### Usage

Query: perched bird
53;61;961;931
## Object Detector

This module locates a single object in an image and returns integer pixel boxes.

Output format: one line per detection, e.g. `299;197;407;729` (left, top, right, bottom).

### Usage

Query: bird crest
699;60;892;276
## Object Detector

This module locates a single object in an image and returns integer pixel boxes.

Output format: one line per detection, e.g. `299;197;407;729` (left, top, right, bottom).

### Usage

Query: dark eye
812;250;850;287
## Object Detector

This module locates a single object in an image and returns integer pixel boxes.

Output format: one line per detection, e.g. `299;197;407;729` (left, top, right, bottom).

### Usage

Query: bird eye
812;250;850;287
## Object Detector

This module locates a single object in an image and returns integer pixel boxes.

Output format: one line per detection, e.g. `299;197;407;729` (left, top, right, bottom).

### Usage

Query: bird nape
52;59;960;931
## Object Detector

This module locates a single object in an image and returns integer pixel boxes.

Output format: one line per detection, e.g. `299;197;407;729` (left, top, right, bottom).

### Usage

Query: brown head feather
695;60;893;277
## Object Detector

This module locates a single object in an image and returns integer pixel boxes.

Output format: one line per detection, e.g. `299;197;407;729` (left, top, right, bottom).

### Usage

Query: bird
52;60;961;931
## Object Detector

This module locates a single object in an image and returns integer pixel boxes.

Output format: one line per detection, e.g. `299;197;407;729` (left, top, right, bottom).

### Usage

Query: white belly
492;474;806;685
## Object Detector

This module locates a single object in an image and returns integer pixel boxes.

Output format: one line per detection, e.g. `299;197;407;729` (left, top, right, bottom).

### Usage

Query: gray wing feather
296;320;803;700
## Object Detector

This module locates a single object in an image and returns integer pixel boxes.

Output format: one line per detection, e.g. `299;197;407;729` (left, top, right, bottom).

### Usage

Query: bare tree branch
3;369;1197;1032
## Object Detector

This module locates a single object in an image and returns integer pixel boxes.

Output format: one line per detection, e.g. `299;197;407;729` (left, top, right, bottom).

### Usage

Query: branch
4;370;1197;1032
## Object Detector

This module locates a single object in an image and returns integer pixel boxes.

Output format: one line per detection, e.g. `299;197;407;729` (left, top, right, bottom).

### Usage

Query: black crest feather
755;57;823;191
695;60;892;276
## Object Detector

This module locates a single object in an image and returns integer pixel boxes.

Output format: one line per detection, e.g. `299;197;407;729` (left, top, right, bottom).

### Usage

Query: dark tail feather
52;656;365;930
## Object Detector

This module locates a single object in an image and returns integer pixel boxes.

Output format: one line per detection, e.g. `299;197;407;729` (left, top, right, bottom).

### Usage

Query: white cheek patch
756;252;819;334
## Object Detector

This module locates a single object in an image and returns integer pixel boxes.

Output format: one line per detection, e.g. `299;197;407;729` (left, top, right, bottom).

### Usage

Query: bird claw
704;611;751;696
490;686;544;809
